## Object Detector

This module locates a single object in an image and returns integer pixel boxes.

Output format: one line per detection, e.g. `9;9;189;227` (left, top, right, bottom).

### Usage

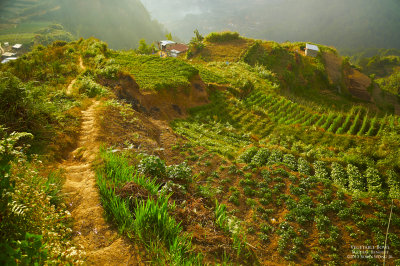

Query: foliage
97;149;201;264
110;53;199;91
313;161;329;179
251;148;270;166
76;75;107;98
298;157;311;175
331;162;347;188
205;31;241;43
166;162;192;181
239;147;258;163
138;154;166;179
347;164;365;192
0;128;83;264
136;39;156;55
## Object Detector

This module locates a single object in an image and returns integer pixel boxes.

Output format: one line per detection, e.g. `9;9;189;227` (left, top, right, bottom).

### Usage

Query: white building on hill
305;43;319;57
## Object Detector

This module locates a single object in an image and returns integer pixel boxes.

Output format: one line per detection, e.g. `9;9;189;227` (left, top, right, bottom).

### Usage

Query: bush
267;150;283;165
387;170;400;199
251;148;270;166
205;31;241;43
331;162;348;188
166;162;192;181
365;167;381;193
298;157;311;175
283;154;297;171
97;65;120;80
77;75;107;97
313;161;329;179
138;155;166;178
239;147;258;163
347;164;365;192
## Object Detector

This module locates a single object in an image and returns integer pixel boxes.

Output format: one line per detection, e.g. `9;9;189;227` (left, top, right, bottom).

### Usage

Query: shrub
97;65;120;80
166;162;192;181
331;162;348;188
205;31;241;43
313;161;329;179
347;164;365;192
365;167;381;193
239;147;258;163
138;155;166;178
77;76;107;97
267;150;283;165
298;157;311;175
283;154;297;171
251;148;270;166
387;170;400;199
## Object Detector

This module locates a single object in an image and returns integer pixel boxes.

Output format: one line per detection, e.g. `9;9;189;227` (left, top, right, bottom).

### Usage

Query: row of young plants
222;151;400;264
238;146;400;198
96;149;202;265
244;90;389;137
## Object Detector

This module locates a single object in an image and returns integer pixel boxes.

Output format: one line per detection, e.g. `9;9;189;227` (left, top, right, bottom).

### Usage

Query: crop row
244;91;385;137
239;146;400;197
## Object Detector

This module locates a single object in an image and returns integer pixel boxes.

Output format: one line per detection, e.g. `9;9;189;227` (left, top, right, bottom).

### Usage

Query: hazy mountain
0;0;166;49
141;0;400;50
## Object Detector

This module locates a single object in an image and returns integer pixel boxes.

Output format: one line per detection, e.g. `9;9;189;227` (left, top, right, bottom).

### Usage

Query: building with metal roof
305;43;319;57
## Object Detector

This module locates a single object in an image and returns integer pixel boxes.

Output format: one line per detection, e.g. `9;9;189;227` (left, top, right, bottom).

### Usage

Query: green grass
96;148;202;265
110;52;199;91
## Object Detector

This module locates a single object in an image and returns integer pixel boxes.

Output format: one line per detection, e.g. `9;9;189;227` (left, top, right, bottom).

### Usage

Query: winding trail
67;57;85;95
61;102;143;265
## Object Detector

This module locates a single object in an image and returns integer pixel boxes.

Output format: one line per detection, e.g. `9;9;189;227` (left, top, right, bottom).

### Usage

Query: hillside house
305;43;319;57
12;44;22;50
158;40;189;57
158;40;176;51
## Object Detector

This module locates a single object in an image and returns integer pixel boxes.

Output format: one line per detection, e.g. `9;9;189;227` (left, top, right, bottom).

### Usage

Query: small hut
305;43;319;57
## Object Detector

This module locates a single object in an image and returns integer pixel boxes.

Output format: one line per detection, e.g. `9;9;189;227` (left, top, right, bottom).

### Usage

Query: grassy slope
91;33;400;265
2;34;400;265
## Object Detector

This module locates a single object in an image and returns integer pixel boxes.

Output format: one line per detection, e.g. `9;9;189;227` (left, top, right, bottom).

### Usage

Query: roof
167;43;189;53
2;52;16;57
306;43;319;51
12;44;22;49
159;40;176;46
1;57;17;64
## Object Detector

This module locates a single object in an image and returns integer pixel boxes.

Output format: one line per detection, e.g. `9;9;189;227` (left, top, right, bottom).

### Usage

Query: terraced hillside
1;35;400;265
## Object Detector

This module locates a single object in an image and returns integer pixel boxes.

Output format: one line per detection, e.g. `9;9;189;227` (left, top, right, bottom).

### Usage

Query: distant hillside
0;0;166;49
142;0;400;50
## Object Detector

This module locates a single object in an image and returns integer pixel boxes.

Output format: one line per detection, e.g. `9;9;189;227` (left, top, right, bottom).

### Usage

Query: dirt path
61;101;143;265
67;57;86;95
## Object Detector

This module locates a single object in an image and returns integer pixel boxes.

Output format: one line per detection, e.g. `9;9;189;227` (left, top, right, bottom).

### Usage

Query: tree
165;33;173;41
193;29;204;42
136;39;155;55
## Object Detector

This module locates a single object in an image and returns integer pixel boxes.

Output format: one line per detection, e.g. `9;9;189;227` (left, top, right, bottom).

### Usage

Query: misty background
141;0;400;51
1;0;400;52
